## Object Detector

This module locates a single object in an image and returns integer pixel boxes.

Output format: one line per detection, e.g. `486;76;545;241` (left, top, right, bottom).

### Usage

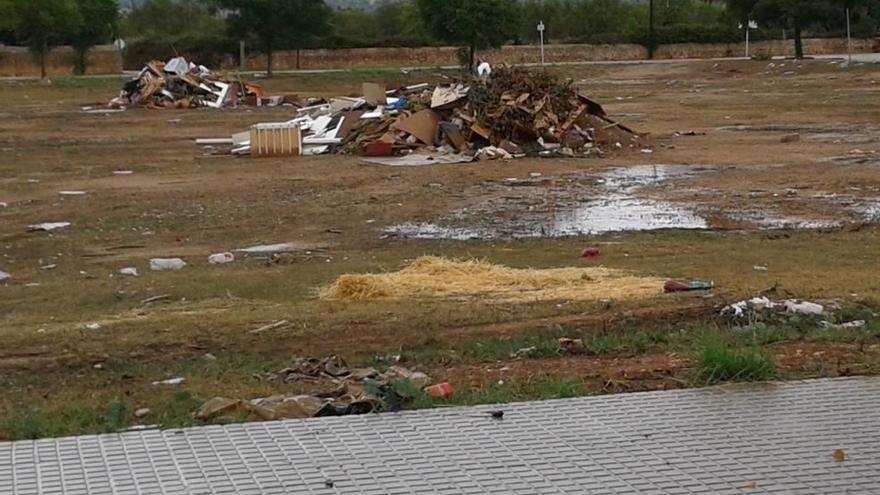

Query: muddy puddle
387;165;709;240
719;124;880;145
386;163;880;241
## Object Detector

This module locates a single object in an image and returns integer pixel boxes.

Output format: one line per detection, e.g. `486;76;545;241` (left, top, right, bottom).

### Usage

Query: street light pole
648;0;655;60
846;8;852;65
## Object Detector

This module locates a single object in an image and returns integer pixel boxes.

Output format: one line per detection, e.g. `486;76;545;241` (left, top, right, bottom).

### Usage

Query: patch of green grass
696;337;777;384
408;325;688;365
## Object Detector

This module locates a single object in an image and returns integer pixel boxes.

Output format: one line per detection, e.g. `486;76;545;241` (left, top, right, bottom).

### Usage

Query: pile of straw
321;256;663;303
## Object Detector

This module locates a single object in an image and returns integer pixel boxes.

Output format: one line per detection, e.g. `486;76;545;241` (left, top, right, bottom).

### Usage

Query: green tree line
0;0;878;76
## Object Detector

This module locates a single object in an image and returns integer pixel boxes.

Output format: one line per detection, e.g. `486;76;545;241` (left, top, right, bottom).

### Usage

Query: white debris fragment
723;296;778;317
119;267;140;277
236;243;295;254
40;264;57;270
58;191;87;196
753;265;768;272
208;252;235;265
150;258;187;271
0;270;11;285
152;377;185;386
85;322;102;331
783;300;824;316
840;320;867;329
113;170;134;176
28;222;71;232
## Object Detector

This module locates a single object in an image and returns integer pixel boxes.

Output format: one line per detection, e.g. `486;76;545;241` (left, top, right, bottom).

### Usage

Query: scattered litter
580;247;601;258
140;294;172;305
664;280;715;293
425;383;454;399
40;264;57;271
85;322;101;331
783;300;824;316
81;106;126;115
208;252;235;265
833;449;847;462
361;154;474;167
0;270;10;285
236;243;296;254
28;222;71;232
819;320;866;330
150;258;186;271
559;337;586;354
199;356;435;421
58;191;87;196
119;267;139;277
152;377;185;386
249;320;289;335
753;265;768;272
723;297;829;319
133;408;151;419
512;346;538;359
113;170;134;176
321;256;663;304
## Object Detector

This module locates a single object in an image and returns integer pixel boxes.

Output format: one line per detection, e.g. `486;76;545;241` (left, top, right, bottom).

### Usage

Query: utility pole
648;0;655;60
537;21;546;66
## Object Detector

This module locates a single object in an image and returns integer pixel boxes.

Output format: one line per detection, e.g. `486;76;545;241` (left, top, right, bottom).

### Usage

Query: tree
415;0;521;69
215;0;331;76
11;0;80;78
752;0;836;58
69;0;119;75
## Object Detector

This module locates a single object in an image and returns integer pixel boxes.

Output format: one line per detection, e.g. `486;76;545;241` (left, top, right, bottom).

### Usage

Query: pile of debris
197;355;433;421
108;57;292;109
198;66;641;161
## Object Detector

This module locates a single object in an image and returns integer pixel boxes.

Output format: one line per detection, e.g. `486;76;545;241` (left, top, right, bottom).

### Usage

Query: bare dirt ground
1;60;879;439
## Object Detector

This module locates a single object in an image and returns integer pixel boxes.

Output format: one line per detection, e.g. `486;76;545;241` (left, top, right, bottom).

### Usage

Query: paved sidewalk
2;377;879;494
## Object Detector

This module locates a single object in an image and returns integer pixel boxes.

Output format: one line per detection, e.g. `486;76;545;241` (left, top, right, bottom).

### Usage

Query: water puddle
386;165;708;240
719;124;879;144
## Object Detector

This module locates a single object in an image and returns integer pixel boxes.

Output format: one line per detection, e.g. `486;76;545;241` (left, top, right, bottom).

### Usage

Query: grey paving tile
0;377;879;494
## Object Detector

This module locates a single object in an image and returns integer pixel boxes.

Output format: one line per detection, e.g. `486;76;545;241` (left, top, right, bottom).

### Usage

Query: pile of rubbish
108;57;293;109
197;66;641;161
722;297;827;318
197;355;434;421
722;296;875;331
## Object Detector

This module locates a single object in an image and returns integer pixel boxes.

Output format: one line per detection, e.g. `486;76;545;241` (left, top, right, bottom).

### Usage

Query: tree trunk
267;49;274;77
296;48;301;70
40;40;47;79
793;20;804;59
74;47;88;76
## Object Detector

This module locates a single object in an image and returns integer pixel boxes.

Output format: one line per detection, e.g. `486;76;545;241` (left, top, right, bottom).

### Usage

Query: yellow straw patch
320;256;664;303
